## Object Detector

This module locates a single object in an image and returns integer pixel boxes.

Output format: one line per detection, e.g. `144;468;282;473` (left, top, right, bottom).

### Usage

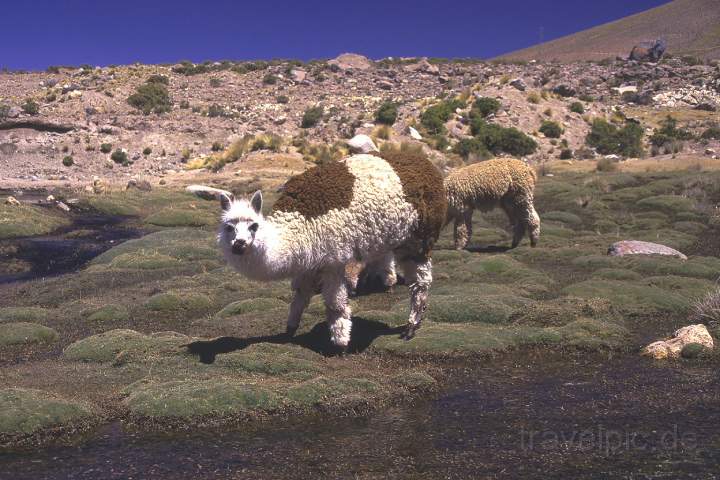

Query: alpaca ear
220;192;235;211
250;190;263;214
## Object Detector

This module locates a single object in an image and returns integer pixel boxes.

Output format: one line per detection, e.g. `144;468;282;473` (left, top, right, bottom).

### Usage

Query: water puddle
0;190;142;284
1;352;718;479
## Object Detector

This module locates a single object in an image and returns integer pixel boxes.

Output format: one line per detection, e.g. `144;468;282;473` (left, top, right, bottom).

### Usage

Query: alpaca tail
186;185;234;201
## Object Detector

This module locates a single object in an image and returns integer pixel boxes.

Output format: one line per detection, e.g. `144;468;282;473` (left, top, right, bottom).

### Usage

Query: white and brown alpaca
195;152;446;350
444;158;540;250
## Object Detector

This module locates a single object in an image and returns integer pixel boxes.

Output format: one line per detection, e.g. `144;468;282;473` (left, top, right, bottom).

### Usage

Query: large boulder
642;324;714;359
347;134;378;154
328;53;373;71
608;240;687;260
629;39;666;62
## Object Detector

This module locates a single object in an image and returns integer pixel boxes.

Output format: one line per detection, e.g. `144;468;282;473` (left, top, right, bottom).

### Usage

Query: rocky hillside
499;0;720;62
1;53;719;190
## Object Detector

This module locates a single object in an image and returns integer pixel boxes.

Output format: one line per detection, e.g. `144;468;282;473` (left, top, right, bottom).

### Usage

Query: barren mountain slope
499;0;720;62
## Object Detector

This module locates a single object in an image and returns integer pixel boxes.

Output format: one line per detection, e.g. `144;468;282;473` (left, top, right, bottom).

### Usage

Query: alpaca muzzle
232;239;247;255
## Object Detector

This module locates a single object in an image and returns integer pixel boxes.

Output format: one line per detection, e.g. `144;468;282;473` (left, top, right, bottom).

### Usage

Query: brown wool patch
272;161;355;218
372;151;447;254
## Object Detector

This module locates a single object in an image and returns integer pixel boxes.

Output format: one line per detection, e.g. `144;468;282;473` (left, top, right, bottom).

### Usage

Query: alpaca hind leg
321;267;352;350
527;203;541;247
287;273;316;337
399;257;432;340
374;252;397;288
453;209;473;250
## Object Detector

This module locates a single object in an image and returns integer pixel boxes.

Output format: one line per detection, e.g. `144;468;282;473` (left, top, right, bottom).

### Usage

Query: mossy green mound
562;277;713;314
372;319;627;356
391;371;438;391
0;203;70;240
108;252;182;270
0;322;58;346
637;195;695;215
542;211;583;226
124;379;281;418
214;343;322;376
0;389;93;435
145;208;216;227
216;298;288;318
86;304;130;323
145;292;214;313
90;229;219;270
64;329;190;363
428;294;533;324
0;307;50;323
284;377;381;406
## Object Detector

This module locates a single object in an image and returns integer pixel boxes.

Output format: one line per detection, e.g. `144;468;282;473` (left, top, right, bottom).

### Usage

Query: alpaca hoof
400;324;420;341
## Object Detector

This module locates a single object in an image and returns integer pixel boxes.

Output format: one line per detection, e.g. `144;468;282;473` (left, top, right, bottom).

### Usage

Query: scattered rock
408;126;422;140
4;196;20;206
552;84;576;97
642;324;714;359
289;69;307;82
126;179;152;192
628;39;666;62
608;240;688;260
509;78;527;91
346;134;378;154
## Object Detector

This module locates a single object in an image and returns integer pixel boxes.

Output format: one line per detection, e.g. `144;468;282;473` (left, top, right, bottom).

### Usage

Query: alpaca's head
218;190;265;256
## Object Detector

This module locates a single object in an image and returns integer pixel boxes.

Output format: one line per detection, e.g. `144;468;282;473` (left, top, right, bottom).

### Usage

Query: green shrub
62;155;74;167
127;81;172;115
578;94;594;102
146;74;169;85
701;126;720;140
211;141;223;152
586;118;644;157
110;149;129;166
375;101;398;125
301;106;324;128
276;95;289;104
570;102;585;114
596;157;619;172
420;99;462;135
470;97;500;118
21;99;39;115
142;147;152;155
0;104;9;119
539;120;563;138
263;73;277;85
453;138;491;160
650;116;693;146
209;78;222;88
100;143;112;153
559;148;573;159
207;104;228;118
471;118;537;156
527;92;540;104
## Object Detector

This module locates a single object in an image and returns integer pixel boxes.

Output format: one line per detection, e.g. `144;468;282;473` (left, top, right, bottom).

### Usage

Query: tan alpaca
445;158;540;250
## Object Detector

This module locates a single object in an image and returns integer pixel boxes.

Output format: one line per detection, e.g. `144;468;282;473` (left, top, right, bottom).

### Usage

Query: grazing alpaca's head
218;190;264;257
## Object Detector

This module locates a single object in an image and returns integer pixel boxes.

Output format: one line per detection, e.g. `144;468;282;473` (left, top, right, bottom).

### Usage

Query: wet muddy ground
1;351;718;479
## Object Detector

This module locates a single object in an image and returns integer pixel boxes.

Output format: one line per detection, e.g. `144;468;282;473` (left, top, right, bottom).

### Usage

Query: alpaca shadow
186;317;405;363
464;244;512;254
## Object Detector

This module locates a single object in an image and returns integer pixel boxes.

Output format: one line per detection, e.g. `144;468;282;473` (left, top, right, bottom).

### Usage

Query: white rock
347;134;378;154
186;185;234;201
4;196;20;206
642;324;714;359
408;126;422;140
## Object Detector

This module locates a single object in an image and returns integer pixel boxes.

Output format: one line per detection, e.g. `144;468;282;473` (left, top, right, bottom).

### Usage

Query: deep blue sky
2;0;671;70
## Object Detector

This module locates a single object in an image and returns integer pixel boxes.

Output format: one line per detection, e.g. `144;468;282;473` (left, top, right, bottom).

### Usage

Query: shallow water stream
2;352;718;479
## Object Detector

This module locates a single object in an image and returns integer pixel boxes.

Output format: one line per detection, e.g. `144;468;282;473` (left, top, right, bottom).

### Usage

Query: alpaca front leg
399;258;432;340
287;274;315;337
321;268;352;350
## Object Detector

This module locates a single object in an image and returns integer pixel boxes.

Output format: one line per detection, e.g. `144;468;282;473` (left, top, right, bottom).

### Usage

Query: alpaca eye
249;223;259;233
225;224;235;233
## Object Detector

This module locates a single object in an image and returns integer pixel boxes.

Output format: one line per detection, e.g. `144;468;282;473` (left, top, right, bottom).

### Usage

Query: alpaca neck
244;222;296;280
